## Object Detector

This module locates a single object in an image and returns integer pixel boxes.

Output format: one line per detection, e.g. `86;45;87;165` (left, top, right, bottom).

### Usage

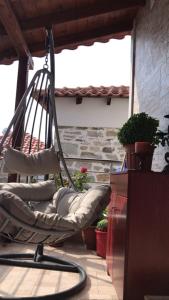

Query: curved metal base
0;247;87;300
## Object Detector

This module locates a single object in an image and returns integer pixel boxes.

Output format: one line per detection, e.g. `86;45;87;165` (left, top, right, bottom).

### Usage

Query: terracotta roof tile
54;85;129;98
0;133;45;155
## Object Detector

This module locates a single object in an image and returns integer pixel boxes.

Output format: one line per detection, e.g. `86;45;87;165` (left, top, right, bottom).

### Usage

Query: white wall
134;0;169;170
55;97;128;128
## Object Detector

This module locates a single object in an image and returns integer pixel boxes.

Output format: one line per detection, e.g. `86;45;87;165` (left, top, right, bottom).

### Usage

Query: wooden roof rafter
0;18;134;64
31;19;134;54
0;0;34;69
0;0;145;35
0;0;145;65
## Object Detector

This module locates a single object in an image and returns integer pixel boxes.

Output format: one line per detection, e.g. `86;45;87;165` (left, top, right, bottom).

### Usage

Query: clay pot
82;226;96;250
135;142;154;154
125;143;154;171
134;142;154;171
125;144;140;170
95;230;107;258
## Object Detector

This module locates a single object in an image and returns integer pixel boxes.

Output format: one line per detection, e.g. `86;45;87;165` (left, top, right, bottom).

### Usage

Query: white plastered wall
55;97;128;128
134;0;169;170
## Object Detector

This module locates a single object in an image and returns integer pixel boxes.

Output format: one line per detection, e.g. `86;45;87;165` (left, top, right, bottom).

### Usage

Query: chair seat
0;183;111;244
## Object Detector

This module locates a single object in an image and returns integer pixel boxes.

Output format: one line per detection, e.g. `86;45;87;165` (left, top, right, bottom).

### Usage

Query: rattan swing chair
0;29;111;300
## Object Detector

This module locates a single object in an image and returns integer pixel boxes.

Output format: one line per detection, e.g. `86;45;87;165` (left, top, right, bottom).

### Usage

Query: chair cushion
0;190;36;226
0;184;111;244
35;185;111;230
0;180;57;202
53;184;111;229
2;146;60;175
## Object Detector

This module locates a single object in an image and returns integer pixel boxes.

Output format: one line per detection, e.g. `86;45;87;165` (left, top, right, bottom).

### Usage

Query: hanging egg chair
0;28;111;300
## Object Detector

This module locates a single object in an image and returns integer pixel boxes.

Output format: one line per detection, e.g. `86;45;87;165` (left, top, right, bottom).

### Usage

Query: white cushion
36;185;111;230
0;184;111;244
0;180;57;201
0;190;36;225
2;146;60;175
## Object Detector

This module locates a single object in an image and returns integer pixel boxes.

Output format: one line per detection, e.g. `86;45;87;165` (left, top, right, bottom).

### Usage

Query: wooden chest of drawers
107;171;169;300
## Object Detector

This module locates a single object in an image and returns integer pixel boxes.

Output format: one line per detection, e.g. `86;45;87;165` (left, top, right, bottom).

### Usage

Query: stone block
106;130;117;137
102;147;112;153
81;152;102;159
62;143;78;155
80;146;88;150
89;146;100;152
87;130;103;137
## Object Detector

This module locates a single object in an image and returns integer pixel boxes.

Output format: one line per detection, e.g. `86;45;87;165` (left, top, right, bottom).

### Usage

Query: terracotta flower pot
135;142;154;154
135;142;154;171
125;144;140;170
95;230;107;258
82;226;96;250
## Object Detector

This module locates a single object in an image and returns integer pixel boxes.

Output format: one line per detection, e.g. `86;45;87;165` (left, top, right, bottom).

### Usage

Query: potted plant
52;167;93;248
82;222;97;250
117;112;160;170
95;218;108;258
72;167;90;191
82;207;107;252
71;167;96;250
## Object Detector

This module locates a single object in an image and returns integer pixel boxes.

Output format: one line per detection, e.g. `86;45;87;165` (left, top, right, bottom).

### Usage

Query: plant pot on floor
82;226;96;250
95;229;107;258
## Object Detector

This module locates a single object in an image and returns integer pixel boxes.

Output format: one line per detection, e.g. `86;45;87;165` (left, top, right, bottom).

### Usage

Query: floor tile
0;241;118;299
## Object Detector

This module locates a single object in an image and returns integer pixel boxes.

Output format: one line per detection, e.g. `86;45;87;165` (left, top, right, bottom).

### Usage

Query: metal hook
43;54;49;69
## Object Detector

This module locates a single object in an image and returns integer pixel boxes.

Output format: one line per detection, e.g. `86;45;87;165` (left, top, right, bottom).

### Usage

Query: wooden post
8;56;29;182
128;21;136;117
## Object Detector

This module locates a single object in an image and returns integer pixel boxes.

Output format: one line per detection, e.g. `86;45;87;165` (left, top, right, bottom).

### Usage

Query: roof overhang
35;85;129;108
0;0;145;66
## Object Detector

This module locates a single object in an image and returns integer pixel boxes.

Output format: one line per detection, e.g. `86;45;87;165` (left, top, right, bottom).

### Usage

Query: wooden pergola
0;0;145;150
0;0;144;65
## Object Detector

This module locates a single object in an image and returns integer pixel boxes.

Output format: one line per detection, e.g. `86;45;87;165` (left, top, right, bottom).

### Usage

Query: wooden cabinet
107;171;169;300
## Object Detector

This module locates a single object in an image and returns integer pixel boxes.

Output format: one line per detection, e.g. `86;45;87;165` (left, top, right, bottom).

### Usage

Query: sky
0;36;131;134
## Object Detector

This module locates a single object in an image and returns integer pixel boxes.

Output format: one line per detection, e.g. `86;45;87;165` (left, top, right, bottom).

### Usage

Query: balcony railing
61;157;122;184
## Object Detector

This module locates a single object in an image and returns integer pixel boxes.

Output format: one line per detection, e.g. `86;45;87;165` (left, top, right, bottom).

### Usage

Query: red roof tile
54;86;129;98
0;133;45;155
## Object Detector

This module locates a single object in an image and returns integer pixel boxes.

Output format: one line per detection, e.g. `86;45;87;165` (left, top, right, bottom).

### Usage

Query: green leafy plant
96;218;108;232
53;167;91;192
98;208;108;220
96;208;108;231
117;112;160;146
54;175;69;188
73;167;91;191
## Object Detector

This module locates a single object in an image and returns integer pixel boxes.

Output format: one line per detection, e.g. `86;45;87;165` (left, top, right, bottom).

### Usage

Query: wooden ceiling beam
76;96;83;105
0;19;133;63
30;19;133;54
0;0;145;35
21;0;145;31
106;96;112;105
0;0;33;69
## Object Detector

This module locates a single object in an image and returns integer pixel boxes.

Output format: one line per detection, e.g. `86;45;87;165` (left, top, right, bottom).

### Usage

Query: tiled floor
0;241;118;300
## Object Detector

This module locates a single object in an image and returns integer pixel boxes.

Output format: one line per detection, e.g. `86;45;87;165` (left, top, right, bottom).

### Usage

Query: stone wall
134;0;169;171
55;126;125;184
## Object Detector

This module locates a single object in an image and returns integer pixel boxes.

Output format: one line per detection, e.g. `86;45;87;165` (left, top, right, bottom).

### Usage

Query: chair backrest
1;146;60;176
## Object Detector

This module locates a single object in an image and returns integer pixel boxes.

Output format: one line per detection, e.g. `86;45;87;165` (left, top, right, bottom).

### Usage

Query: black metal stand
0;244;87;300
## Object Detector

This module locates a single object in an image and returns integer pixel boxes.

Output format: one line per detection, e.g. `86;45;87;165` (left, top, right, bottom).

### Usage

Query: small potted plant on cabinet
95;215;108;258
117;112;160;170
